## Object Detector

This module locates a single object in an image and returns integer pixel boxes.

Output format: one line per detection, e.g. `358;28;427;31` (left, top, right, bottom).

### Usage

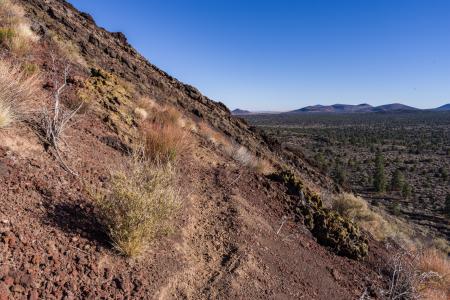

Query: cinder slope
0;0;390;299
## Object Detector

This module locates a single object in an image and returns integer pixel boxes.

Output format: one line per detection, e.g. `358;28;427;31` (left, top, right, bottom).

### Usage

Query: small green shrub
373;151;387;192
0;27;14;46
272;171;368;259
391;168;405;191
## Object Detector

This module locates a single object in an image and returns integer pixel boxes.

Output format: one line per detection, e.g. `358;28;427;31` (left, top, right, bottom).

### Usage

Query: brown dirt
0;122;389;299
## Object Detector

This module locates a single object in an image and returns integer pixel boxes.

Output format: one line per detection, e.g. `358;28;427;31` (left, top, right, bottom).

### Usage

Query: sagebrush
94;156;180;257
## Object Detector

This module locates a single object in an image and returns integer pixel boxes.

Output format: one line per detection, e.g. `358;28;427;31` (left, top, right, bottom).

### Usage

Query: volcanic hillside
0;0;448;299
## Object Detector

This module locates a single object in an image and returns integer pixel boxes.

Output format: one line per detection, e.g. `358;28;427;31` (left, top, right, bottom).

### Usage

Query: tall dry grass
0;59;40;128
417;249;450;299
133;97;189;162
0;0;38;56
141;122;189;162
333;193;450;299
93;154;180;257
332;193;409;241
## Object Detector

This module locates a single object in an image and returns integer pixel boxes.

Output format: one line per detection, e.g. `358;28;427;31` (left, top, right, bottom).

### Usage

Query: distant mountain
372;103;419;112
289;103;421;114
232;109;252;115
291;103;373;113
434;103;450;111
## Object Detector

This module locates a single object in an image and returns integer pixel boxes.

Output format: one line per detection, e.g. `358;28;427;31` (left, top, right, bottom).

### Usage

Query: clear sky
68;0;450;111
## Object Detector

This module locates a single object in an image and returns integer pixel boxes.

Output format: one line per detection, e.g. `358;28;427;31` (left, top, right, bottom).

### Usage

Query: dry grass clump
224;143;274;174
197;121;226;146
231;145;254;166
134;97;183;126
0;101;12;128
0;0;38;56
253;158;275;175
135;96;158;112
141;122;188;162
49;32;87;67
159;106;182;126
431;238;450;255
133;97;189;162
332;193;397;241
134;107;148;121
94;155;180;257
0;59;40;128
416;249;450;298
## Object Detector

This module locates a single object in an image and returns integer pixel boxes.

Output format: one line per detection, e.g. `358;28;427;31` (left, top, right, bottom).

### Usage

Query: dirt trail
157;152;244;298
155;145;386;299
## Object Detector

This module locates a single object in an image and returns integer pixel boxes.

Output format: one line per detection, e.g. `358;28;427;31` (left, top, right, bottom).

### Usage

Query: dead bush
384;248;449;300
93;155;180;257
0;59;40;128
38;57;82;175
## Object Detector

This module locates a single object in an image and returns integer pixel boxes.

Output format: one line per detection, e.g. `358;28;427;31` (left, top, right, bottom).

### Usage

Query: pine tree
333;161;347;187
391;168;404;191
445;194;450;216
373;152;386;192
401;182;412;199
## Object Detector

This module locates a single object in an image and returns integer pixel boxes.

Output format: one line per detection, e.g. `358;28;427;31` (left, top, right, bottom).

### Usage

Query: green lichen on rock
78;68;137;143
271;170;368;259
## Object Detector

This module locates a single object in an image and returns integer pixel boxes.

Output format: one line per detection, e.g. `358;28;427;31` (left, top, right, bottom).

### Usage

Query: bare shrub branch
384;248;447;300
39;54;82;175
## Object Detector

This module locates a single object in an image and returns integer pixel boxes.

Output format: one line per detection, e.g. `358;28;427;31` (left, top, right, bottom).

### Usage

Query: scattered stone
331;269;341;281
19;274;34;287
2;276;14;287
0;283;8;300
11;284;25;293
28;290;39;300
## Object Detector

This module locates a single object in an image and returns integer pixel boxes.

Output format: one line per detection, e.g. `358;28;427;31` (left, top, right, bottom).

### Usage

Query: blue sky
68;0;450;111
